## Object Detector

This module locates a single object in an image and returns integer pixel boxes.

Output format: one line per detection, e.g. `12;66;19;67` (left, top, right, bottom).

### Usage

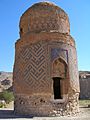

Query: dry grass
79;100;90;107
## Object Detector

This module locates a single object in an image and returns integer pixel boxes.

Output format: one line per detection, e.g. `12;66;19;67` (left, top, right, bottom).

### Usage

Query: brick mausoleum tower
13;2;80;116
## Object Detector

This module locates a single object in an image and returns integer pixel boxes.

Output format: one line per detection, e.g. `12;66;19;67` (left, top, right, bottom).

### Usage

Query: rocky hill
0;72;13;92
79;71;90;78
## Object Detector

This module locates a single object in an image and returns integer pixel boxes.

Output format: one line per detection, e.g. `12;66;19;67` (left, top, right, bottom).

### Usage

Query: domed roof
19;2;70;37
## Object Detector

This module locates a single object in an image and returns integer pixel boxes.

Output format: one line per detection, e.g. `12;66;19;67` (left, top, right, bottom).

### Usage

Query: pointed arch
52;57;68;78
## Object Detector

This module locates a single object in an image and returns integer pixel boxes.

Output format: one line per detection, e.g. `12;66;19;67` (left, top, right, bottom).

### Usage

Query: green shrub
0;102;6;108
0;103;4;108
0;90;14;104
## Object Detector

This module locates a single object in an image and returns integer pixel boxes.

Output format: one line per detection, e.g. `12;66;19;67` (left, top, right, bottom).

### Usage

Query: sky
0;0;90;72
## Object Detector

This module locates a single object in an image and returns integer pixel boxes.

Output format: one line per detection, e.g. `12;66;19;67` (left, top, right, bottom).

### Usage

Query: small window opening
20;28;23;34
53;77;62;99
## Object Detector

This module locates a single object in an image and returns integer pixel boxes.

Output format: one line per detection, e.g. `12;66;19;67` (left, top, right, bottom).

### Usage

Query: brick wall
79;73;90;99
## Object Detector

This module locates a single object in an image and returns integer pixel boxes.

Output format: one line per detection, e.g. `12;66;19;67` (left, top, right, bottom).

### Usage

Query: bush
0;103;4;108
0;101;6;108
0;90;14;104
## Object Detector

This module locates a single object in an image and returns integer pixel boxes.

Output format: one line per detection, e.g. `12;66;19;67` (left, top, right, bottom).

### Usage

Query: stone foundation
14;93;79;116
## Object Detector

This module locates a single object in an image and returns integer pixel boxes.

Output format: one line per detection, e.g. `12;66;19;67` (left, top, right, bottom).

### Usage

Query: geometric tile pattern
17;42;49;92
25;43;45;76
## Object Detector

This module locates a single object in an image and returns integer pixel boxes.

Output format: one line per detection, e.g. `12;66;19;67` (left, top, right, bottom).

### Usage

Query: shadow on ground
0;110;33;119
0;107;90;120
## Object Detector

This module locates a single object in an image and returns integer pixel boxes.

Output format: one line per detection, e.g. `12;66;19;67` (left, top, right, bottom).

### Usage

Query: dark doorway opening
53;77;62;99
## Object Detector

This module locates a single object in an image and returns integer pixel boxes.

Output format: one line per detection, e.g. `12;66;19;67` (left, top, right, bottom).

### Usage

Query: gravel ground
0;107;90;120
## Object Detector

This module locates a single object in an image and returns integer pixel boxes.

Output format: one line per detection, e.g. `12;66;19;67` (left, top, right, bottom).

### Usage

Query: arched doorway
52;58;68;100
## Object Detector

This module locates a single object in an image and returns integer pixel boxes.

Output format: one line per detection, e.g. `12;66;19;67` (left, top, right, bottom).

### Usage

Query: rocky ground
0;104;90;120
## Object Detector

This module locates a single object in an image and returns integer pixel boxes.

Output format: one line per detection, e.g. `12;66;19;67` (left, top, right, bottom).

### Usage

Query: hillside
0;72;13;92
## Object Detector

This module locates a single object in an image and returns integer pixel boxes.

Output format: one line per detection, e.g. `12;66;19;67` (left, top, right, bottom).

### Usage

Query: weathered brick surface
13;2;80;116
19;2;70;37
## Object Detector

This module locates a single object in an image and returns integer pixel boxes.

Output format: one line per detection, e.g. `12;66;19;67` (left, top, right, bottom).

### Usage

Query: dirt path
0;107;90;120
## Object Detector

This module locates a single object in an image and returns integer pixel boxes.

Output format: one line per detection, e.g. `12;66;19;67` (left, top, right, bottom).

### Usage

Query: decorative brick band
16;32;75;52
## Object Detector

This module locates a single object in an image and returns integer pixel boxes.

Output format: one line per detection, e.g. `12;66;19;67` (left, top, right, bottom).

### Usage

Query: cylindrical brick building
13;2;80;116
